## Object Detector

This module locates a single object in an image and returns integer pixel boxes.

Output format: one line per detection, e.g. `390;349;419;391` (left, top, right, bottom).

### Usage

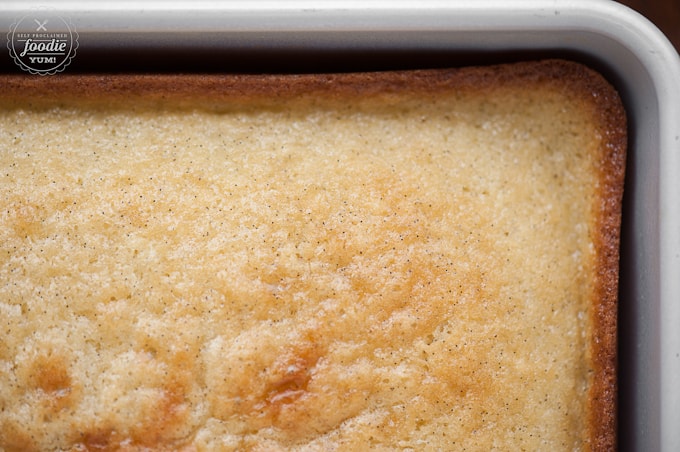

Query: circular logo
7;12;78;75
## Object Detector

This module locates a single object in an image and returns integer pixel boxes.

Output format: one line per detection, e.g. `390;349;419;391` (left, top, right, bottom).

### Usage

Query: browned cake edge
573;63;626;452
0;59;626;450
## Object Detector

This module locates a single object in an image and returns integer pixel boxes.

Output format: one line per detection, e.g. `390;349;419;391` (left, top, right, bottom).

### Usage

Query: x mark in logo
34;19;48;32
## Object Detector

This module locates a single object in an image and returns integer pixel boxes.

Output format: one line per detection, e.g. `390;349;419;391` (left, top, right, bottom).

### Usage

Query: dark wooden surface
616;0;680;52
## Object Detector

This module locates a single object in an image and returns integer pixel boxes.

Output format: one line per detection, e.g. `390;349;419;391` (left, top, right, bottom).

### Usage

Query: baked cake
0;60;625;451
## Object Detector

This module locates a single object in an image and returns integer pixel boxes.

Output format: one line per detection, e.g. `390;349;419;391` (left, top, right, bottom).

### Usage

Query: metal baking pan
1;1;679;450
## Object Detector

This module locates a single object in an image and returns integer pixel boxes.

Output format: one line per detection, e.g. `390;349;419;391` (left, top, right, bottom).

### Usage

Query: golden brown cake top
0;60;625;451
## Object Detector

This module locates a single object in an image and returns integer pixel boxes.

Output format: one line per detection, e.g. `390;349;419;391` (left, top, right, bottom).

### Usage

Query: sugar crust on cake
0;60;625;451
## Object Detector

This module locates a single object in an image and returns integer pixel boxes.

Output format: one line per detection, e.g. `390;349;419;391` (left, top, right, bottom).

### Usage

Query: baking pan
1;1;679;450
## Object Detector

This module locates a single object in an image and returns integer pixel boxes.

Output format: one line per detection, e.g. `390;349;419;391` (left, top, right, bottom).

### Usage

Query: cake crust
0;60;625;451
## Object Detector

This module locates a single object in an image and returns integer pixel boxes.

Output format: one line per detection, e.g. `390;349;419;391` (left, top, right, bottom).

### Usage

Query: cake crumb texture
0;60;624;451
